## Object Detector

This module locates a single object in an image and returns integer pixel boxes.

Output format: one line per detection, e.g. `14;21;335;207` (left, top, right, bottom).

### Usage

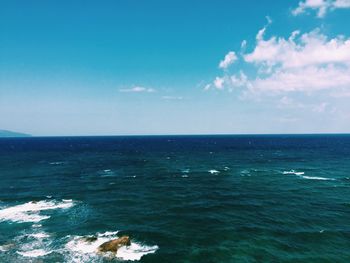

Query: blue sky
1;0;350;135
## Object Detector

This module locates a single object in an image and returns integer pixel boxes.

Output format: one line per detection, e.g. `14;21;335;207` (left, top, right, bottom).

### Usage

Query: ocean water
1;135;350;262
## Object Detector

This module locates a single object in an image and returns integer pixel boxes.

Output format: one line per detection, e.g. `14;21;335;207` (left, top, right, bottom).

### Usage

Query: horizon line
2;132;350;138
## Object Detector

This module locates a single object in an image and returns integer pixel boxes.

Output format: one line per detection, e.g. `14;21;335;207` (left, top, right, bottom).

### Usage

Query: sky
1;0;350;136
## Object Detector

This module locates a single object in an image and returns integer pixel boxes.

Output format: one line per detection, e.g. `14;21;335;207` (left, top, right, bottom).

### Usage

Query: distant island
0;130;31;137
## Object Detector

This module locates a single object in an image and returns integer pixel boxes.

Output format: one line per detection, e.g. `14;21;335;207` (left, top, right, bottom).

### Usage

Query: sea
0;135;350;262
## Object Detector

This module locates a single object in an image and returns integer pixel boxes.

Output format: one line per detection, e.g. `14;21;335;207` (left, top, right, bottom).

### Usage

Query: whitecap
17;249;52;257
117;243;158;261
300;175;335;181
28;232;50;239
181;175;189;178
208;169;220;174
0;199;75;223
0;243;15;252
98;231;119;237
283;170;335;181
49;162;64;165
283;170;304;175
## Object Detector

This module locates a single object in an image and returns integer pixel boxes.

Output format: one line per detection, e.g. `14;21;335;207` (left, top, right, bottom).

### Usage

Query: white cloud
204;84;212;91
251;65;350;93
244;29;350;69
209;25;350;98
219;51;237;69
119;86;156;93
334;0;350;7
243;28;350;94
292;0;350;17
230;71;249;89
213;77;225;89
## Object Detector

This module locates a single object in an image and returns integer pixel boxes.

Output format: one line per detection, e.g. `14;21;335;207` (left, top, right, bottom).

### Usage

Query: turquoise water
1;135;350;262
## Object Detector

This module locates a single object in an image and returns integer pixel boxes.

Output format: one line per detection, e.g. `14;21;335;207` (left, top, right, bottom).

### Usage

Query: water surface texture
1;135;350;262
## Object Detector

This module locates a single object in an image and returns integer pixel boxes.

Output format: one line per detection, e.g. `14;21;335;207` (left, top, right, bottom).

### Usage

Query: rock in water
82;236;98;242
97;236;131;253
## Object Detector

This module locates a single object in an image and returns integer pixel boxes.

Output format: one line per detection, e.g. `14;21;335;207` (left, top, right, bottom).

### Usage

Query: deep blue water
1;135;350;262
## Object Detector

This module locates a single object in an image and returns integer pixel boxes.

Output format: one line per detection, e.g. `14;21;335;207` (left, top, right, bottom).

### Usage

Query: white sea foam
0;243;15;252
14;229;54;259
283;170;305;175
28;232;50;239
65;231;158;262
301;175;335;181
283;170;335;181
240;170;250;175
208;169;220;174
49;162;64;165
117;243;159;261
0;199;74;223
17;249;52;257
100;169;116;177
181;175;189;178
98;231;119;237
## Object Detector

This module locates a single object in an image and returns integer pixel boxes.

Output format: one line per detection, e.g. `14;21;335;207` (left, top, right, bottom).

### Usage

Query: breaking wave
0;199;74;223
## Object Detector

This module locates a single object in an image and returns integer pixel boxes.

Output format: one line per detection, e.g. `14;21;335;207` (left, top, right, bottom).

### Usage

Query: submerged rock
82;236;98;243
97;236;131;253
0;242;15;252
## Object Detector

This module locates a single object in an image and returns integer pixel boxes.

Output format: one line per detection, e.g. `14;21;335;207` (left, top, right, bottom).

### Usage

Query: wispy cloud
292;0;350;18
219;51;237;69
119;86;156;93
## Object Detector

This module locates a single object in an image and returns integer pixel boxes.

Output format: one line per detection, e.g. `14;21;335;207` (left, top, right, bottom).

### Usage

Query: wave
0;243;15;252
208;169;220;174
28;232;50;239
0;199;74;223
300;175;335;181
49;162;64;165
283;170;335;181
65;230;158;262
283;170;305;176
14;229;53;258
17;249;52;258
100;169;117;177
